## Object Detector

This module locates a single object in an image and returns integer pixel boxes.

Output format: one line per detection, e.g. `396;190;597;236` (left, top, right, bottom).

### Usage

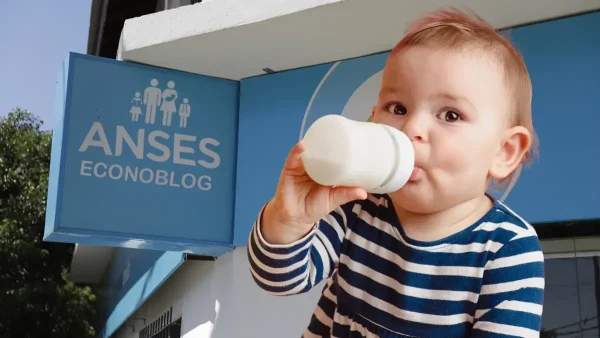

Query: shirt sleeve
471;231;545;338
247;200;356;296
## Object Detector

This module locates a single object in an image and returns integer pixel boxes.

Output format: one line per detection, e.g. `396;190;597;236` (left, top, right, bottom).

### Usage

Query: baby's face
372;45;512;213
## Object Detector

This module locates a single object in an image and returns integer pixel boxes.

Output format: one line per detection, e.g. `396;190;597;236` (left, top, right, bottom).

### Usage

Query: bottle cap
370;125;415;193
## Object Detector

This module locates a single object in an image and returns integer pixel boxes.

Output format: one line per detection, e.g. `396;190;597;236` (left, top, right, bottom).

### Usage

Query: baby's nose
402;117;427;142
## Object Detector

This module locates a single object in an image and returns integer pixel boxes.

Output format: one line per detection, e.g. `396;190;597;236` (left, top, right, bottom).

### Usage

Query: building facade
46;1;600;337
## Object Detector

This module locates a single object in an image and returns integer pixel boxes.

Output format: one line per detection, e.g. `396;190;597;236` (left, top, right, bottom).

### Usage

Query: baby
248;8;544;338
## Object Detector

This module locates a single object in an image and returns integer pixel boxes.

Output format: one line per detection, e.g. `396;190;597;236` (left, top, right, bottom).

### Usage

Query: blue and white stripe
248;194;544;337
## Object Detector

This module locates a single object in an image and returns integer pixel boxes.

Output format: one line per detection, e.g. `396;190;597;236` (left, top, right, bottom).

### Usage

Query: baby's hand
262;141;367;244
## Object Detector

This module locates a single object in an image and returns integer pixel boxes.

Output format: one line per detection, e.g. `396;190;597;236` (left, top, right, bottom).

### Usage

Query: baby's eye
438;109;461;122
387;103;407;115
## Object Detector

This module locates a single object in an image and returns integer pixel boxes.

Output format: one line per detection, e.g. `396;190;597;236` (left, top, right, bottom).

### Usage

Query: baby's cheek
371;113;394;128
442;154;469;176
437;145;482;179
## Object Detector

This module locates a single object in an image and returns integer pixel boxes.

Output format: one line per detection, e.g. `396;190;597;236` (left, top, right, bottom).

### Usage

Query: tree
0;108;96;338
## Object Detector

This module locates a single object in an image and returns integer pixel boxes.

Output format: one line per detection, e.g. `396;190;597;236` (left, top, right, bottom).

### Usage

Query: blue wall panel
499;12;600;223
233;63;335;245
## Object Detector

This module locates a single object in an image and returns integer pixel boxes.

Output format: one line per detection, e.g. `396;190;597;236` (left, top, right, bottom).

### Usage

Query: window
537;219;600;337
139;307;181;338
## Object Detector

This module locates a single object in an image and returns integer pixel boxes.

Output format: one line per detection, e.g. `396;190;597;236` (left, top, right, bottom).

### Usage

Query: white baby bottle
301;114;414;193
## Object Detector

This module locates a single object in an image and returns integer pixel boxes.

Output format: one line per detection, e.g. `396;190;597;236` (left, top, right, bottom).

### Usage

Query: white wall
113;247;323;338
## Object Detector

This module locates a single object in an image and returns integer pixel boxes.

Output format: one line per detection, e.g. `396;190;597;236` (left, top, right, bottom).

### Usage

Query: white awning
117;0;600;80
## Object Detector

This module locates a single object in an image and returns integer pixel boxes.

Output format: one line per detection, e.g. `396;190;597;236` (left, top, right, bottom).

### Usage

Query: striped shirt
248;194;545;338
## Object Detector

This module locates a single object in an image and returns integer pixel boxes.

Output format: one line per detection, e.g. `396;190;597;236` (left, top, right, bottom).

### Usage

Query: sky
0;0;92;129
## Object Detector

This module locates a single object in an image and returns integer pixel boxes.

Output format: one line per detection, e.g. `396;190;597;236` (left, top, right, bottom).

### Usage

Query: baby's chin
387;188;441;214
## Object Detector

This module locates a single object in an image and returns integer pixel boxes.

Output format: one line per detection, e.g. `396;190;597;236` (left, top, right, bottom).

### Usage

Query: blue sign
234;11;600;244
44;53;238;255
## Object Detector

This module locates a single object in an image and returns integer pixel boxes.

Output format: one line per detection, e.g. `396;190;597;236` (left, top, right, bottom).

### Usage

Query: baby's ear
489;126;531;180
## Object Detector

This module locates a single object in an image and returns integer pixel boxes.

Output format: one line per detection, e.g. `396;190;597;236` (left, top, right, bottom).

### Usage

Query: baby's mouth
408;167;422;182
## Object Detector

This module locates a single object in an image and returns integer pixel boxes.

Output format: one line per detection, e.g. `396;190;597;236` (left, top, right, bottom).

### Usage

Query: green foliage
0;108;96;338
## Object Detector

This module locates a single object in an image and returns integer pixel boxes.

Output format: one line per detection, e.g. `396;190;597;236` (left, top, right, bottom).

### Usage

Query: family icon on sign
129;79;191;128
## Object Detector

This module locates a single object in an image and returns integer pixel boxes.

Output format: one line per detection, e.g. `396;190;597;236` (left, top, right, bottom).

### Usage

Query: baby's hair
391;7;539;188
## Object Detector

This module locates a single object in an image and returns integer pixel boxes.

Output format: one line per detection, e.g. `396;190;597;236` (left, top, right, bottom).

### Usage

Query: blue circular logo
298;52;389;141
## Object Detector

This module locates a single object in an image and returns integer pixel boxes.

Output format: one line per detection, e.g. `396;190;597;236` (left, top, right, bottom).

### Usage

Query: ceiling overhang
70;244;115;284
117;0;600;80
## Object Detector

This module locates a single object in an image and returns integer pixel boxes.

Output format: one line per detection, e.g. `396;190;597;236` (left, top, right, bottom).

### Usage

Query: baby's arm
247;201;355;296
471;233;545;337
